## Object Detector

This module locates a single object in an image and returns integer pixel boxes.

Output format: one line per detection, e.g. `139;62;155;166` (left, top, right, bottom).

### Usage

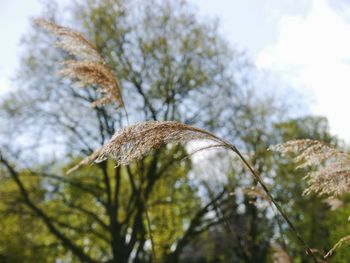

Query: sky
0;0;41;93
1;0;350;142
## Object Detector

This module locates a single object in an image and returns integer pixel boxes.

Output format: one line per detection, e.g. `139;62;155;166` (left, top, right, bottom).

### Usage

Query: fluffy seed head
67;121;230;174
35;18;124;108
58;61;124;107
35;18;103;62
271;139;350;196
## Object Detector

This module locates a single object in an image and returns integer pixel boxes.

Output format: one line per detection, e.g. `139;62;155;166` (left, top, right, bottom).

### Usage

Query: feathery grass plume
35;19;124;108
66;121;319;261
58;61;123;107
35;19;103;62
271;139;350;196
67;120;230;174
272;139;350;258
324;235;350;258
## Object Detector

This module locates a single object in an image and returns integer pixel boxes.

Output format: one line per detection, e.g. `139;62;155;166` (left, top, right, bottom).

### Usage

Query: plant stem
144;201;157;263
231;145;319;263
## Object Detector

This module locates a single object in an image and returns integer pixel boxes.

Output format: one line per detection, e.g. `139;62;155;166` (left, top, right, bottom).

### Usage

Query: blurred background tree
0;0;349;262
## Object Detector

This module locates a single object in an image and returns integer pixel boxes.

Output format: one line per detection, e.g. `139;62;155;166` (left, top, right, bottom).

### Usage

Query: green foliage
0;0;349;261
325;195;350;261
0;171;59;262
148;147;201;260
272;116;349;262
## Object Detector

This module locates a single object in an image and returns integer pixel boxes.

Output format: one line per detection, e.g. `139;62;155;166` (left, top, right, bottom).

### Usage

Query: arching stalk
230;145;319;263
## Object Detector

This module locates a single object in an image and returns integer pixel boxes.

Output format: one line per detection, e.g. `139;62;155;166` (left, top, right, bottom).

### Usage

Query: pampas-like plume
67;121;230;174
35;19;124;108
273;140;350;259
58;61;123;107
271;139;350;196
66;147;104;175
35;19;103;62
66;120;319;261
34;19;320;262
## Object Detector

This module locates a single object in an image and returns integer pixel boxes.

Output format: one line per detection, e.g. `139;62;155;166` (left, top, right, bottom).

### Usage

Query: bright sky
0;0;41;97
1;0;350;142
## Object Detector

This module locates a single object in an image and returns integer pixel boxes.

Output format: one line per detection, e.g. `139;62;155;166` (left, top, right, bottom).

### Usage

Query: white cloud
256;0;350;142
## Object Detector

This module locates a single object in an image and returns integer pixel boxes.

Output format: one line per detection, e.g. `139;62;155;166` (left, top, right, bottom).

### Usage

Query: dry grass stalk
66;147;104;175
35;19;124;108
34;19;320;262
67;121;230;174
66;121;319;261
324;235;350;258
271;139;350;196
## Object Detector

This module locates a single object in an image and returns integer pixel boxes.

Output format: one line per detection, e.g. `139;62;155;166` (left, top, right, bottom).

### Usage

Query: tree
1;1;334;262
0;0;243;262
272;117;350;262
177;116;347;263
0;169;58;262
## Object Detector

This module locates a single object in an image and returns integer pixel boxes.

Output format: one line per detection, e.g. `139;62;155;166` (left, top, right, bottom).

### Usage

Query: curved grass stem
230;145;319;263
144;200;157;263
